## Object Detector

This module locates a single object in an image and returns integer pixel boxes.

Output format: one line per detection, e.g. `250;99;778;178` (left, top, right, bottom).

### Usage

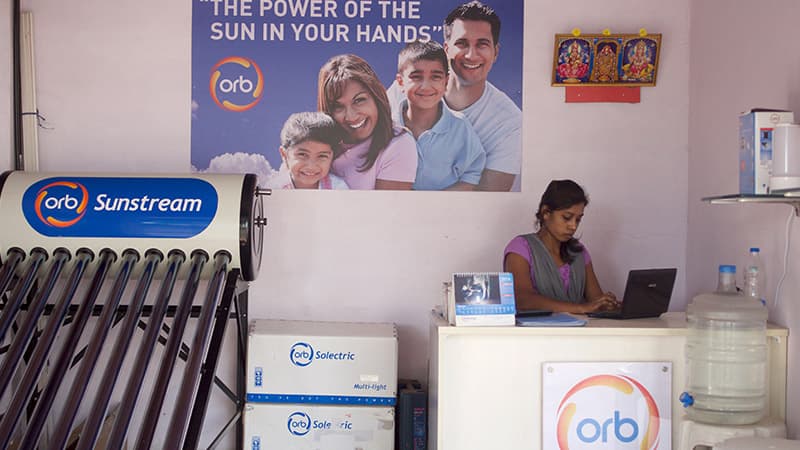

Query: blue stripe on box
246;393;397;405
456;304;516;315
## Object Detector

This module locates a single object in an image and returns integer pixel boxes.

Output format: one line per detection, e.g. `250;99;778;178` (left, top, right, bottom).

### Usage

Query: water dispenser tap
679;392;695;408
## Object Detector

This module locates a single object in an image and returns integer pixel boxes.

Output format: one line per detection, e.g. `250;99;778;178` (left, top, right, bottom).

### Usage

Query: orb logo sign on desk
543;362;671;450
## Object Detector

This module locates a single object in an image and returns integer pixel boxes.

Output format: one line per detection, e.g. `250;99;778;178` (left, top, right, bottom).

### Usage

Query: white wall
265;0;693;383
4;0;692;440
8;0;800;441
687;0;800;438
525;1;690;310
21;0;190;172
14;0;690;382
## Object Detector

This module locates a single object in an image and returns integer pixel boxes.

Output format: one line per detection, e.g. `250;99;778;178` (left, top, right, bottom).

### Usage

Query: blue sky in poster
191;0;523;178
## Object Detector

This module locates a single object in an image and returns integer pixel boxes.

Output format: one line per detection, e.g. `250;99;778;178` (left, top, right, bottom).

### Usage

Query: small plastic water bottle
716;265;738;293
744;248;765;305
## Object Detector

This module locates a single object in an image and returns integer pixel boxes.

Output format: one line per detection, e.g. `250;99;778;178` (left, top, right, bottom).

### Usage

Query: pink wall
687;0;800;438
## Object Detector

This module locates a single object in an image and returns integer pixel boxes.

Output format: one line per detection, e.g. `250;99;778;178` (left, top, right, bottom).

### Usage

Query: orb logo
556;374;661;449
289;342;314;367
287;411;311;436
209;56;264;112
33;181;89;228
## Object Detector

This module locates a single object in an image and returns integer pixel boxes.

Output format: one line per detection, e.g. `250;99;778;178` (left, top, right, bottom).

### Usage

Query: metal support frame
185;269;249;449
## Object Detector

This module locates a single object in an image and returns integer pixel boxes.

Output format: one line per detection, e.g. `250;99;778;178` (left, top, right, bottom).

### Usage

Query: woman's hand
580;292;620;314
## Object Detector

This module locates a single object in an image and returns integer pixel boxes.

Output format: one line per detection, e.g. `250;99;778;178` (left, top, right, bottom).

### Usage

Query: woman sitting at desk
503;179;619;314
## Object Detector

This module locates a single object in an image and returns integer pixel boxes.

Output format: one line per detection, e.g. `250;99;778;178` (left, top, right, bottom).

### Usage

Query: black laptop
587;268;677;319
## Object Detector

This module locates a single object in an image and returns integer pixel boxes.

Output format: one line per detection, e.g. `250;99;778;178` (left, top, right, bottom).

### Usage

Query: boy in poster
393;40;486;191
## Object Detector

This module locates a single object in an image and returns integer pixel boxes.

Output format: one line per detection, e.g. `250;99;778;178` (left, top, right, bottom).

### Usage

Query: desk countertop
432;311;789;337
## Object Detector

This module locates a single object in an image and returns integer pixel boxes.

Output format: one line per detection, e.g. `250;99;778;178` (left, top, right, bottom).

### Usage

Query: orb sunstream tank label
22;177;219;238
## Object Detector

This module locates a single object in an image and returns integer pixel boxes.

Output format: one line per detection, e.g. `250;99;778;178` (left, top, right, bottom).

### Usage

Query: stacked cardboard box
245;319;398;449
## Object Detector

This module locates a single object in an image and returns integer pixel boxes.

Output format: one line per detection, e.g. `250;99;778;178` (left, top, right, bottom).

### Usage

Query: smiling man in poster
387;1;522;191
191;0;523;192
441;1;522;191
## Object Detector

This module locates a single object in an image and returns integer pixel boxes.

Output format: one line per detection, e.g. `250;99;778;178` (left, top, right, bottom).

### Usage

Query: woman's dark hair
535;179;588;264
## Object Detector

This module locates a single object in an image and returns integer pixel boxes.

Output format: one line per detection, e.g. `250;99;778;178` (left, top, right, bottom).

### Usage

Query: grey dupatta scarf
521;233;586;303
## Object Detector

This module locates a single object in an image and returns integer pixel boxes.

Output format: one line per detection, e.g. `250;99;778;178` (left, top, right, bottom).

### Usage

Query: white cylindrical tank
0;171;265;280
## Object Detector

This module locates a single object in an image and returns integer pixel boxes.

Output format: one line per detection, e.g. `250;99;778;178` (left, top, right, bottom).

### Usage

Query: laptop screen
619;268;677;318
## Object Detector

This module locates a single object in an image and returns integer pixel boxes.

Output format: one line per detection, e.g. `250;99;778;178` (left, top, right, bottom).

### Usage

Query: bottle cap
750;247;760;253
719;264;736;273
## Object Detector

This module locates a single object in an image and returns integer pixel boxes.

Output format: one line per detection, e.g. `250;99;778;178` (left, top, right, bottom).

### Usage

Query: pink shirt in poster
331;129;418;190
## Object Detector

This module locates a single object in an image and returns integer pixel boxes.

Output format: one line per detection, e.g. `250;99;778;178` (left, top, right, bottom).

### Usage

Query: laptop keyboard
587;310;623;319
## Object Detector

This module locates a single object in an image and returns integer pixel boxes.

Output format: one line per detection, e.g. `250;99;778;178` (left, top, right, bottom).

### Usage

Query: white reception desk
428;311;788;450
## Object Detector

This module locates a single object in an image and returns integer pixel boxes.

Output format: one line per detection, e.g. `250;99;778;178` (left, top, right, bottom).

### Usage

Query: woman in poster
317;54;418;190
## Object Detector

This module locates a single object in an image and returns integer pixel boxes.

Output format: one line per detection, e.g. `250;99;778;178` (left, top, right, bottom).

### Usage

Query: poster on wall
542;361;671;450
190;0;523;192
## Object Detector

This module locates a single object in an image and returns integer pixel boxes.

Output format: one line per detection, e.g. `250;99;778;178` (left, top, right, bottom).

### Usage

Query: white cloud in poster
196;152;278;187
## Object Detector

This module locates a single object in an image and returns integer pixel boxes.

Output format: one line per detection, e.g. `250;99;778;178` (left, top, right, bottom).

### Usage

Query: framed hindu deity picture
552;33;661;87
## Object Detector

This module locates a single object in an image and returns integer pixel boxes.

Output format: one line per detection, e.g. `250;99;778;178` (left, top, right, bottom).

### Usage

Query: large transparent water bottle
681;266;768;425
